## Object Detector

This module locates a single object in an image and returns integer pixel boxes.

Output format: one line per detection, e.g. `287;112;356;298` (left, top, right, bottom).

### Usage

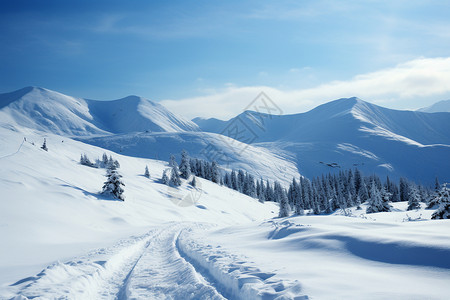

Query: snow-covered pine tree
144;165;150;178
41;138;48;151
431;202;450;219
237;170;245;193
162;169;170;185
170;164;182;187
278;187;291;218
80;153;95;167
179;150;191;179
366;181;390;213
428;183;450;209
431;184;450;219
169;155;176;167
102;153;109;168
265;179;274;202
191;175;197;187
407;184;421;210
257;178;266;203
102;167;125;201
211;161;220;184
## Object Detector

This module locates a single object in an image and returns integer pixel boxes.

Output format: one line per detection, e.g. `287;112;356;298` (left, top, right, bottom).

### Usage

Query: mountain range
1;87;449;184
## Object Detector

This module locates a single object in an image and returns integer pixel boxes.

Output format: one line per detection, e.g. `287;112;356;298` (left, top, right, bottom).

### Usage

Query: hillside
194;97;450;183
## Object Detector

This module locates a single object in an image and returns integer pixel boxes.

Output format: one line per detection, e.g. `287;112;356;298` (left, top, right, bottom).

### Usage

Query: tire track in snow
121;223;225;299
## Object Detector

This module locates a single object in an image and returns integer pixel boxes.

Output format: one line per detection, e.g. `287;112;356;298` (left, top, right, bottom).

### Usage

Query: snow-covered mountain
0;87;199;136
418;99;450;113
194;97;450;183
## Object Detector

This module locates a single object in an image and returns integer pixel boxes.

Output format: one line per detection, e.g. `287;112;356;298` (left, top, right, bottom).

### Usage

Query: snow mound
177;227;307;300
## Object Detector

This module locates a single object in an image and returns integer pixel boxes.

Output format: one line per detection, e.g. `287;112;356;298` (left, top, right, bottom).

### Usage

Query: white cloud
160;57;450;120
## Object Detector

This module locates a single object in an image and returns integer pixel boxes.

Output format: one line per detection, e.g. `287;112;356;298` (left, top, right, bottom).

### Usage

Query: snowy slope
0;87;199;136
77;131;299;185
194;98;450;183
184;209;450;299
418;99;450;113
0;126;279;298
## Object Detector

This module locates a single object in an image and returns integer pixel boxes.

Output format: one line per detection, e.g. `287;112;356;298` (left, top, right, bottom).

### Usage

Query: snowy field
1;127;450;299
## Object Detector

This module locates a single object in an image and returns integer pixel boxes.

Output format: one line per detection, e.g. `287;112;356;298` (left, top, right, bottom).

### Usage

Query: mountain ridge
0;86;199;136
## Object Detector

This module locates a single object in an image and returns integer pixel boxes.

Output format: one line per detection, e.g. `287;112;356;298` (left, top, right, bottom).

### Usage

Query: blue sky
1;0;450;118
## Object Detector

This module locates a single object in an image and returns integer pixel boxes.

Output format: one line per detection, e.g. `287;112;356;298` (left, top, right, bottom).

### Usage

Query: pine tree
367;181;391;213
102;167;125;201
179;150;191;179
41;138;48;151
278;188;291;218
144;165;150;178
191;175;197;187
431;202;450;219
428;183;450;209
170;164;182;187
407;184;421;210
102;153;109;168
211;161;220;183
399;177;409;202
162;169;170;185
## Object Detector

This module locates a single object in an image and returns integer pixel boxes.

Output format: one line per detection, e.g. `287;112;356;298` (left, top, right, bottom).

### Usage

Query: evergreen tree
144;165;150;178
257;178;266;203
278;188;291;218
407;184;421;210
162;169;170;185
231;170;238;191
102;153;109;168
170;165;181;187
179;150;191;179
367;181;391;213
169;154;177;167
211;161;220;183
237;170;245;193
102;167;125;201
399;177;409;202
431;202;450;219
428;183;450;209
191;175;197;187
41;138;48;151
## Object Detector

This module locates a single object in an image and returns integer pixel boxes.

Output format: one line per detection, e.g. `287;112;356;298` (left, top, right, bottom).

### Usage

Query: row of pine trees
161;150;449;219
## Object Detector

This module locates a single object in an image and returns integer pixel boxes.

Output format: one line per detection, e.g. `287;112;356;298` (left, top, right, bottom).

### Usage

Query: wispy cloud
160;57;450;119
